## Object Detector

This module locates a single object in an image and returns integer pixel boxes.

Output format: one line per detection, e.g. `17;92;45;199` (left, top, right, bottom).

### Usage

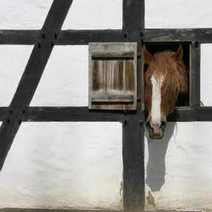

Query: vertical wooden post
190;41;201;107
123;0;145;34
123;115;145;212
122;0;145;210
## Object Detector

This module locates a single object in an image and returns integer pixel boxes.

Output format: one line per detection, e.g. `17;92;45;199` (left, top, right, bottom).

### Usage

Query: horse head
144;46;188;139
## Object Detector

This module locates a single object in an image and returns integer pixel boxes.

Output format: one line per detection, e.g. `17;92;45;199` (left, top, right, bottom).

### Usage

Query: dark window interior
143;42;191;107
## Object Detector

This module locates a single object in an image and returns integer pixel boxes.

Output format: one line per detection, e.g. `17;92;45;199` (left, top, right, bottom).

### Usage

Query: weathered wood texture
123;117;145;212
1;107;212;122
144;28;212;43
123;0;145;33
190;42;201;107
1;29;212;45
23;107;128;122
89;43;137;110
0;30;39;44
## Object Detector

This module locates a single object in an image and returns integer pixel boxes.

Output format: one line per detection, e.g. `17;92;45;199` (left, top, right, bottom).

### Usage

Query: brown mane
144;50;188;118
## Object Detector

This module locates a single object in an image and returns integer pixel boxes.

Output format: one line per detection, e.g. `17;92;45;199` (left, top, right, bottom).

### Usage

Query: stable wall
0;0;212;211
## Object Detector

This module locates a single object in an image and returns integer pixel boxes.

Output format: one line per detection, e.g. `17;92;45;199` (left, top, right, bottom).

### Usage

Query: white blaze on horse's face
150;75;163;134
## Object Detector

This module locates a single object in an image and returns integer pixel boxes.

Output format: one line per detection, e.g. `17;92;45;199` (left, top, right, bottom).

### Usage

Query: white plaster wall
145;0;212;28
1;122;122;210
145;122;212;210
201;44;212;106
0;0;53;29
62;0;122;29
1;0;212;211
31;46;88;106
0;46;33;106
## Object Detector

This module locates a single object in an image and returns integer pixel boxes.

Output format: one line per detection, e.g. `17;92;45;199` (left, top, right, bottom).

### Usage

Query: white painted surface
62;0;122;29
201;44;212;106
150;75;162;126
0;0;53;29
145;122;212;210
1;0;212;211
146;0;212;28
1;123;122;210
0;46;33;106
31;46;88;106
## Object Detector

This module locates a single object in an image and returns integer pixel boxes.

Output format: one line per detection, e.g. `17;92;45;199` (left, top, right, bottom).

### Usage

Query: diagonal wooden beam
0;0;73;170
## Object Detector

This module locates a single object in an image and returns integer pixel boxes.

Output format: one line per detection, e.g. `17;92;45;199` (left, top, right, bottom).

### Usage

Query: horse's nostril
152;124;161;133
161;121;167;130
145;120;151;128
146;121;166;139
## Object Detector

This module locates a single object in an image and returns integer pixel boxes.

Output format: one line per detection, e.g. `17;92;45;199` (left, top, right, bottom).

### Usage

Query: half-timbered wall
0;0;212;211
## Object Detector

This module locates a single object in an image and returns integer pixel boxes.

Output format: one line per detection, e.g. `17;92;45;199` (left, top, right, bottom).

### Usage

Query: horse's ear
175;45;183;61
143;47;154;64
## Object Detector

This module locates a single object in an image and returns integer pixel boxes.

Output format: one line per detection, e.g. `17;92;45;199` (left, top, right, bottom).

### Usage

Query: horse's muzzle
146;121;166;139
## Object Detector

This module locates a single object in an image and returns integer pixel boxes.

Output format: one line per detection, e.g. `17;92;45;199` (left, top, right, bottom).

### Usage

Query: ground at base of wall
0;209;211;212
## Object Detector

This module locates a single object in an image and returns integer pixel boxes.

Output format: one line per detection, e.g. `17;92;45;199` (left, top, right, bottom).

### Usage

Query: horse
144;46;188;139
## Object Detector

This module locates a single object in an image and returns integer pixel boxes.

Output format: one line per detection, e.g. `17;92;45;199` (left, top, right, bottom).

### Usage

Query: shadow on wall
145;122;176;192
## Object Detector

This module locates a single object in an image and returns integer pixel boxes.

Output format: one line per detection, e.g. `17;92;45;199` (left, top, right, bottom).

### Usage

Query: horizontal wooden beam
23;107;136;122
57;30;127;45
167;107;212;122
0;106;212;122
1;28;212;45
144;28;212;43
0;30;39;45
23;107;212;122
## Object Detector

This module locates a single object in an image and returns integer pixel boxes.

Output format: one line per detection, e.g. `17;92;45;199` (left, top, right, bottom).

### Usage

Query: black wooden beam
23;107;128;122
167;107;197;122
1;107;212;122
0;108;8;121
190;42;201;107
123;0;144;34
1;28;212;45
0;0;73;170
122;1;145;211
144;28;212;43
57;30;126;45
193;107;212;121
0;30;39;45
22;107;212;122
122;116;145;212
